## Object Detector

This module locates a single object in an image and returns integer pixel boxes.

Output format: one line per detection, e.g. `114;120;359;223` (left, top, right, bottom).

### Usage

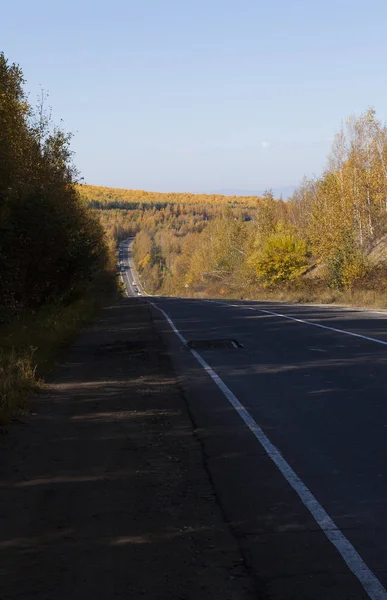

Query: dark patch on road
94;339;149;357
187;339;244;350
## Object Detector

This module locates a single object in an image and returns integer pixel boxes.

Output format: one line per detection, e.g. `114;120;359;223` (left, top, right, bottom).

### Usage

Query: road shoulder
0;298;256;600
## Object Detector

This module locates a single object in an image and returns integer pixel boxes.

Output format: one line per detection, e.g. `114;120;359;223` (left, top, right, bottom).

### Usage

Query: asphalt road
120;240;387;599
118;240;139;297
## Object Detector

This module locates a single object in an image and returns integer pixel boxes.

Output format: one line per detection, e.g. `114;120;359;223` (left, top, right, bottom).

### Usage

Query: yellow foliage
78;184;267;208
139;253;151;270
87;107;387;300
251;233;309;287
341;255;368;290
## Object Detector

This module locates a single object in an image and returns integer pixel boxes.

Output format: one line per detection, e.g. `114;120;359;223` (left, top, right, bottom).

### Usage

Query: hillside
78;184;273;208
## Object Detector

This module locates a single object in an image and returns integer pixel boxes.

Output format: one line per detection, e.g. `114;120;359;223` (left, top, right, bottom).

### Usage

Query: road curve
121;240;387;600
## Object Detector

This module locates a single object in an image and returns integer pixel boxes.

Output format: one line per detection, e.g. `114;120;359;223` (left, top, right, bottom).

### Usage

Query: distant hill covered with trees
84;108;387;307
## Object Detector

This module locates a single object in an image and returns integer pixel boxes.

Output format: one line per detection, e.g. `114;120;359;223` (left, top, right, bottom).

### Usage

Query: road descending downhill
121;239;387;600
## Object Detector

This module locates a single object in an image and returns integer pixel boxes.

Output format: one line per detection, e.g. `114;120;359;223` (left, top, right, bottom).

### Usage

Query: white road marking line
199;299;387;348
150;301;387;600
260;307;387;347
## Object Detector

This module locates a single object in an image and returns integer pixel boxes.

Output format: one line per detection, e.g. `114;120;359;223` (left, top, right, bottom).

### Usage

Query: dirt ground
0;299;256;599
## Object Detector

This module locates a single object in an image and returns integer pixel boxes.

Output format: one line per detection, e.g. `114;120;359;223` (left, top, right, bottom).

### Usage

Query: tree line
0;53;112;316
79;184;275;208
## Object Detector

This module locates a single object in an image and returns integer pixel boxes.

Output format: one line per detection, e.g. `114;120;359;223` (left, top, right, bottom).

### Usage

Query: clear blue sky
2;0;387;195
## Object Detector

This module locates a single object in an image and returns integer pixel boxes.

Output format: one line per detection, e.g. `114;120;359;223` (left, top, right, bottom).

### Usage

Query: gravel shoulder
0;298;256;600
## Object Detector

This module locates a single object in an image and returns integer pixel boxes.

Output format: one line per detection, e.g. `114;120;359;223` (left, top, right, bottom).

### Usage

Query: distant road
120;239;387;600
118;239;142;297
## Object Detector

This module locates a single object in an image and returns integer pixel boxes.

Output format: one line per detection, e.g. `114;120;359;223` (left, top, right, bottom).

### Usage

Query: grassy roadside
244;287;387;310
0;272;121;425
180;282;387;311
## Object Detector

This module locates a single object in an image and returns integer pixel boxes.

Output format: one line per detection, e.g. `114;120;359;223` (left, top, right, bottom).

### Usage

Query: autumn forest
81;108;387;306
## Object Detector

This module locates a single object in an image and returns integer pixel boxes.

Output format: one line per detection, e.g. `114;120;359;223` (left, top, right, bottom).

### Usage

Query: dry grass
249;287;387;310
188;281;387;312
0;349;38;424
0;271;119;425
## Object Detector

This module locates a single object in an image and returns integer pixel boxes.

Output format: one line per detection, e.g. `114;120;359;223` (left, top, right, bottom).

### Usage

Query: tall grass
0;349;37;424
0;272;118;425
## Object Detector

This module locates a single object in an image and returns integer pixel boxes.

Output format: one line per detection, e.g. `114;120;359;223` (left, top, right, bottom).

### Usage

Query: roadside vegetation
0;53;117;423
83;108;387;308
